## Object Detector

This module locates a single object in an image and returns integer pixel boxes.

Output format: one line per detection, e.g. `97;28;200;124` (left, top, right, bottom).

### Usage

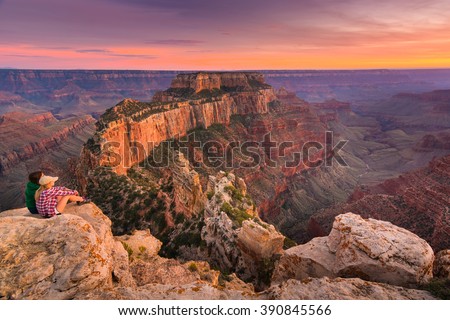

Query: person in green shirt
25;171;43;214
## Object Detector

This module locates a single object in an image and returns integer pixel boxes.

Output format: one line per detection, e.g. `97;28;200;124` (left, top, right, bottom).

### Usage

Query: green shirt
25;181;40;209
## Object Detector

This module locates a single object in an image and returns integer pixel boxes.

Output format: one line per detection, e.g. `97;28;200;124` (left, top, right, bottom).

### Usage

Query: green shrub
231;208;252;226
224;185;236;193
188;262;198;272
209;123;226;133
421;279;450;299
175;214;186;224
173;231;203;248
232;189;243;202
138;246;146;254
121;242;133;259
223;184;244;202
153;212;167;230
218;273;232;287
162;182;173;193
283;237;297;250
221;202;252;227
215;193;223;204
257;256;280;287
197;220;206;230
221;202;233;215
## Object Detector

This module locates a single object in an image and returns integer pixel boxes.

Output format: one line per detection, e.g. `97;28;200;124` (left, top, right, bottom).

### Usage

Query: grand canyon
1;69;449;300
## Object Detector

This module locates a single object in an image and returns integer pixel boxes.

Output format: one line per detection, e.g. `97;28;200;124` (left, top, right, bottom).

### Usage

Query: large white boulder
273;213;434;287
0;203;134;299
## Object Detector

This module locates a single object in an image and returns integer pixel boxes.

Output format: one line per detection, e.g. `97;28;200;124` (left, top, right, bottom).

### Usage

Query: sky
1;0;450;70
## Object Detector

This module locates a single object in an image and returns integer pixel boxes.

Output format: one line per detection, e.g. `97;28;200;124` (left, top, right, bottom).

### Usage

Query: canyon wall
79;72;276;176
76;72;449;263
0;112;95;175
170;72;266;93
0;69;178;117
309;155;450;252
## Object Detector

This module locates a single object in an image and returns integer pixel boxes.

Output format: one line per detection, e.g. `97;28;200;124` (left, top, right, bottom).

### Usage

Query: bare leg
56;195;80;213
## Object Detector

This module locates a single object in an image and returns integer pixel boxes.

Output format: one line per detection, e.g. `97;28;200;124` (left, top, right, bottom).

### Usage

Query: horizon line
2;67;450;72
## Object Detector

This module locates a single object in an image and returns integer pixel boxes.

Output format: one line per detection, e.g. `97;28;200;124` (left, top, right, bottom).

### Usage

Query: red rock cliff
309;155;450;251
0;112;95;175
79;72;276;176
170;72;266;93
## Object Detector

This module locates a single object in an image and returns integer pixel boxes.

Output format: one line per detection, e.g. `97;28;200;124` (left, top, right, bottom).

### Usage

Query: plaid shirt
36;186;77;218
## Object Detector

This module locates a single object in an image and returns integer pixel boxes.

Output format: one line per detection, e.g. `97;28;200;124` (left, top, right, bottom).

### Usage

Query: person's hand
75;196;84;202
74;190;79;196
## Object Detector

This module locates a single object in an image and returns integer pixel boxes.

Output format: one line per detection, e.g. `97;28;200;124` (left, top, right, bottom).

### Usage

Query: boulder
237;219;284;260
116;229;162;259
271;237;335;284
328;213;434;286
0;203;134;299
273;213;434;287
129;258;200;286
264;277;435;300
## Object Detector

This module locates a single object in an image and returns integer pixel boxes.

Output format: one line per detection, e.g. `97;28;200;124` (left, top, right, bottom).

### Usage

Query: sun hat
39;175;58;186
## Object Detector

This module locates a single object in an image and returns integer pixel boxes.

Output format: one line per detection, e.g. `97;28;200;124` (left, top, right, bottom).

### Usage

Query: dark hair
29;171;43;185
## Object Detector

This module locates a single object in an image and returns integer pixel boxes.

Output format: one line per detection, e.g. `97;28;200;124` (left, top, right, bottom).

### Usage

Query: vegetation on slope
86;166;171;235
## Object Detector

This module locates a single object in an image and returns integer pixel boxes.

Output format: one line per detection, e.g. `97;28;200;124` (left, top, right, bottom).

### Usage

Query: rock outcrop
171;151;205;217
237;220;284;261
202;171;284;287
116;229;162;259
264;277;435;300
169;72;267;94
78;72;276;176
273;213;434;287
0;203;134;299
0;203;255;300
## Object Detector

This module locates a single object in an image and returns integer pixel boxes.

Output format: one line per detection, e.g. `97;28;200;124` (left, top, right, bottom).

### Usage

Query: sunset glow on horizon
1;0;450;70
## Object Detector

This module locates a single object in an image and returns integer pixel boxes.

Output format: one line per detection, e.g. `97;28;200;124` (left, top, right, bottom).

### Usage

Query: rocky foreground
1;202;447;300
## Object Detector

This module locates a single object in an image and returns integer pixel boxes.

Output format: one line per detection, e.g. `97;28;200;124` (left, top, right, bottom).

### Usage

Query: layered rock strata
0;112;95;175
79;72;276;176
171;151;205;217
309;155;450;251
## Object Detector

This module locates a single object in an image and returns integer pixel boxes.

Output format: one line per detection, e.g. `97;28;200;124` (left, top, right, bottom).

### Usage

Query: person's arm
58;186;79;195
48;187;77;197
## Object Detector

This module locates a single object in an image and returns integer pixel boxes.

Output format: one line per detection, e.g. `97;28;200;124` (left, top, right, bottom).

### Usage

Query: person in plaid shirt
35;175;84;218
